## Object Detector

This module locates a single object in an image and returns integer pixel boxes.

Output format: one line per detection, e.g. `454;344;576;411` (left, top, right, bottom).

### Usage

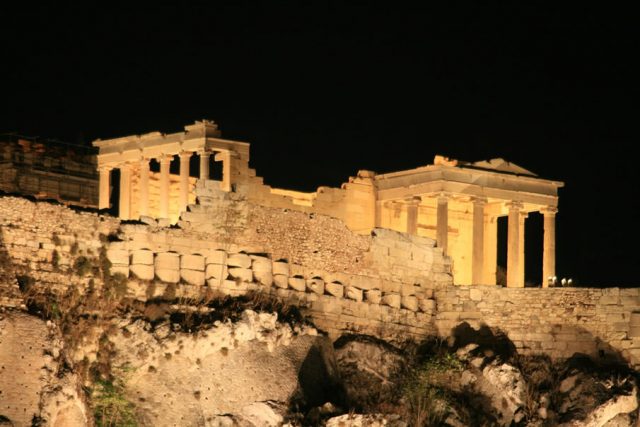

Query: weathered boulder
109;310;341;426
334;336;406;408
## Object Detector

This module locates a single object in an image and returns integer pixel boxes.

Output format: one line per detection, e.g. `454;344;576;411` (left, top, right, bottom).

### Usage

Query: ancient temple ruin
94;120;563;288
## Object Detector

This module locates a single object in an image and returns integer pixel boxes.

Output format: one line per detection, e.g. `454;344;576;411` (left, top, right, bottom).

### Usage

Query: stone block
131;249;154;265
228;267;253;282
349;275;381;291
325;282;344;298
253;270;273;287
251;255;272;272
206;250;227;265
469;288;482;301
381;280;401;294
156;268;180;284
181;269;205;286
288;277;306;292
306;278;325;295
130;264;154;281
365;289;382;304
155;252;180;270
273;274;288;289
227;253;252;269
207;277;223;288
401;284;417;296
381;293;401;309
345;286;363;302
181;254;205;271
205;263;228;280
106;249;129;266
219;279;249;296
419;298;436;312
402;296;418;311
272;260;290;276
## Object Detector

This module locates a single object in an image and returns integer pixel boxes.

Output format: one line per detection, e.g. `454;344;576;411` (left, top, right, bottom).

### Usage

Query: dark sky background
1;3;638;286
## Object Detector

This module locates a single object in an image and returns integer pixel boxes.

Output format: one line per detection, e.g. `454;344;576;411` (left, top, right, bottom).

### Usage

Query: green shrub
92;379;137;427
74;256;93;276
52;250;60;269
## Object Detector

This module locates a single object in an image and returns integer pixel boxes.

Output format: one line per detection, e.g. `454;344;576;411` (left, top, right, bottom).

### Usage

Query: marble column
119;163;131;220
199;150;210;180
159;155;171;219
472;197;486;284
405;197;421;235
542;206;558;287
436;195;449;254
218;150;232;192
374;199;383;228
179;152;191;213
98;166;112;210
518;213;528;286
506;201;523;287
139;158;150;217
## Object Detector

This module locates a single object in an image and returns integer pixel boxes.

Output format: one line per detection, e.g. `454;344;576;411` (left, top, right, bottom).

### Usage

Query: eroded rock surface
108;310;340;426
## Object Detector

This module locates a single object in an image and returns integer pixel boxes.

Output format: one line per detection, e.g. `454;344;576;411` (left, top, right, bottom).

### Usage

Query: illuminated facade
94;121;563;287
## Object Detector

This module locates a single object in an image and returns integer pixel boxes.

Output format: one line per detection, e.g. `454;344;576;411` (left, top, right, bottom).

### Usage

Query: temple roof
468;158;537;177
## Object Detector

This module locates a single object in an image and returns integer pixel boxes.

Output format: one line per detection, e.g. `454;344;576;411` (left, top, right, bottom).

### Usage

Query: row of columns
98;150;215;220
401;195;556;287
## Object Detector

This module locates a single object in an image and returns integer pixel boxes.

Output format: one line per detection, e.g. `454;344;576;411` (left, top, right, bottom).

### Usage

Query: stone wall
434;286;640;368
2;193;640;369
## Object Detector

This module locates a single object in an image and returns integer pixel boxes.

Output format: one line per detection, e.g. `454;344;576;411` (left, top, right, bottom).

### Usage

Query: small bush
92;379;137;427
52;250;60;269
74;256;93;276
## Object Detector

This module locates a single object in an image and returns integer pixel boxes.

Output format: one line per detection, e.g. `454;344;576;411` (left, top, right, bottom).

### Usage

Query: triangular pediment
470;158;537;176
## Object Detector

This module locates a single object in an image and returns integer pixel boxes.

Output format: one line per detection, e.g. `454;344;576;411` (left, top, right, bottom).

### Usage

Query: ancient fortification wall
1;193;640;368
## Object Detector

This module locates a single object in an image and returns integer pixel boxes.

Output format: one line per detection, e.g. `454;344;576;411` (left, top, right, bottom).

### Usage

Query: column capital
506;200;523;211
98;165;113;173
179;151;193;160
158;154;172;164
471;196;488;206
118;162;132;170
437;193;450;204
404;196;421;205
540;206;558;216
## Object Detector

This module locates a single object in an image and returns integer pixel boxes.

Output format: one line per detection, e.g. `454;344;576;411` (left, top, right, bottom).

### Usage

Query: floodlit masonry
94;120;563;288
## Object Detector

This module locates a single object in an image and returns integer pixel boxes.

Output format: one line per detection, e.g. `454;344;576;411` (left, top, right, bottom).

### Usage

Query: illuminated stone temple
93;120;563;288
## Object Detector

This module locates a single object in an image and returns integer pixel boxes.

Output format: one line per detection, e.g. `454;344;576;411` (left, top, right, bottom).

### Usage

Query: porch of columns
405;196;421;235
436;194;449;255
471;197;486;284
506;201;525;287
541;206;558;287
98;166;112;210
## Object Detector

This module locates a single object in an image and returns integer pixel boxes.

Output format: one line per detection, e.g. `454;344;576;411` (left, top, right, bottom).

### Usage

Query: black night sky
1;3;638;286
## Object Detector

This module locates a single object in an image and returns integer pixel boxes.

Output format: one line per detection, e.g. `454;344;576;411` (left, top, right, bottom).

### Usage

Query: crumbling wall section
435;286;640;368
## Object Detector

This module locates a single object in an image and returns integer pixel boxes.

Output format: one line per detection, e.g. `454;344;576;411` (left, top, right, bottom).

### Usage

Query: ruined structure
94;120;563;287
0;134;98;207
0;120;639;426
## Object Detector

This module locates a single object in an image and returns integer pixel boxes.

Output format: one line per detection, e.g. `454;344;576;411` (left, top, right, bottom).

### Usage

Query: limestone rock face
333;336;406;408
326;413;407;427
0;311;88;427
108;310;340;427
